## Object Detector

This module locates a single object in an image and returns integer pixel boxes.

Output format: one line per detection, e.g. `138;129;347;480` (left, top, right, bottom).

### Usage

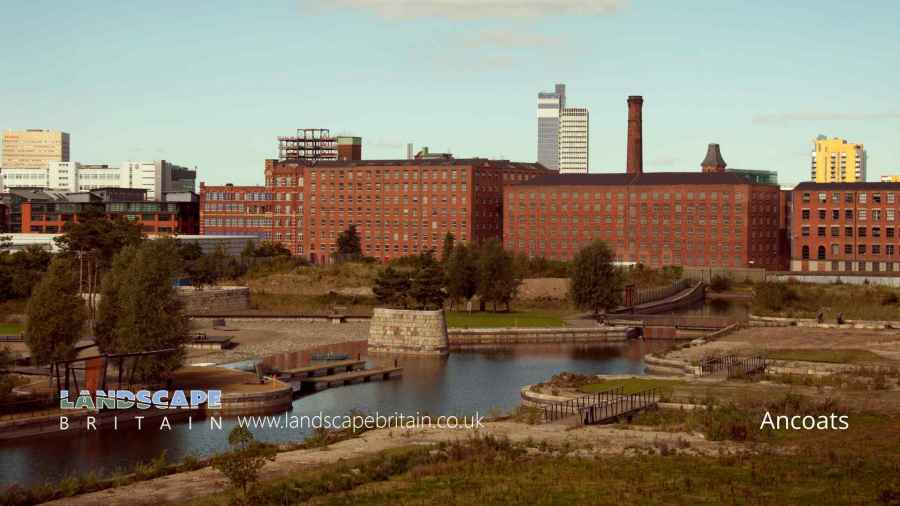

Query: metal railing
579;388;660;425
699;355;767;377
542;386;624;422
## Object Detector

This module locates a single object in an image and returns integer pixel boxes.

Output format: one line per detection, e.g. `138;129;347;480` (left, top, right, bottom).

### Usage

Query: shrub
752;282;797;312
211;427;278;496
709;275;732;293
880;291;899;306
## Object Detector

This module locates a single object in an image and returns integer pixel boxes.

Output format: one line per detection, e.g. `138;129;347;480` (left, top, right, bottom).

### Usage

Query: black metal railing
579;388;659;425
699;355;767;377
542;386;624;422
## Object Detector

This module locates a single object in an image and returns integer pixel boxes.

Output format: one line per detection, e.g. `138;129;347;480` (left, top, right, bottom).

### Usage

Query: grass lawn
766;348;894;365
579;377;684;396
0;323;22;335
445;310;567;328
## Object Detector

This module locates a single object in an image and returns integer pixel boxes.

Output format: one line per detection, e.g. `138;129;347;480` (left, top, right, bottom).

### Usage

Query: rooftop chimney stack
701;143;727;173
626;96;643;174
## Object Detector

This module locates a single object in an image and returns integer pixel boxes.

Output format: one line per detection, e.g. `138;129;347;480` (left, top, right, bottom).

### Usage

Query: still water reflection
0;341;668;487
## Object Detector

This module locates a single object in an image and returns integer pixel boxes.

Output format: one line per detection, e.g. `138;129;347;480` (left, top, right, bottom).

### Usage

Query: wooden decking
277;360;366;379
298;367;402;392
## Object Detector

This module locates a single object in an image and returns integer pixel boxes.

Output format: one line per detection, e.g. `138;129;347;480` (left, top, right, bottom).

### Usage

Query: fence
632;279;690;306
609;314;737;329
698;355;767;377
542;386;624;423
683;267;767;283
0;335;23;343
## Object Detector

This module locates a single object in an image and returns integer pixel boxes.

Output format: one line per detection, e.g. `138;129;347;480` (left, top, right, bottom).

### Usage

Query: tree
0;347;15;403
444;243;478;309
240;240;257;259
569;240;624;315
441;232;455;263
188;246;229;288
476;239;521;312
335;224;362;261
211;426;277;497
409;253;446;309
97;238;189;380
95;245;137;354
177;241;204;262
24;257;86;365
54;208;144;270
372;266;410;308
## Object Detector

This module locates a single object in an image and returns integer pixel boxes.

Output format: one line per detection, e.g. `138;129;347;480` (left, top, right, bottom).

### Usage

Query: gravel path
186;320;370;365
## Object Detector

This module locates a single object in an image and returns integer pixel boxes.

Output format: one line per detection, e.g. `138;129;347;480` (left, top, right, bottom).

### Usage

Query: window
858;227;867;237
817;246;826;260
818;209;827;220
845;244;853;255
859;244;866;255
802;209;810;220
846;209;853;220
802;245;810;259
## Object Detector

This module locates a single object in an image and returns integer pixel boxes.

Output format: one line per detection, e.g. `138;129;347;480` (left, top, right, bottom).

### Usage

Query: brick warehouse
503;172;785;269
200;158;550;262
791;182;900;273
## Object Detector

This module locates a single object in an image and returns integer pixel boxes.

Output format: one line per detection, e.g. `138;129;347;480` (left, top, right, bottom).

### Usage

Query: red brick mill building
201;158;550;262
790;182;900;273
502;172;785;269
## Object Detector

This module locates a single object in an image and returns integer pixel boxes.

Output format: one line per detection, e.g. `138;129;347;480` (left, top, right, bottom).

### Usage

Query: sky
1;0;899;187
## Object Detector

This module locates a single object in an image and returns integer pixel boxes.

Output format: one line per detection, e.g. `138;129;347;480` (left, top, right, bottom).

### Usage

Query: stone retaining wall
219;379;293;415
180;286;251;315
448;327;629;346
368;308;448;355
749;315;899;330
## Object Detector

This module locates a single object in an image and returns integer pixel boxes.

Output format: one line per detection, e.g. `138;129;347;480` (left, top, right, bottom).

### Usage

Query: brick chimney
701;143;727;173
626;96;643;174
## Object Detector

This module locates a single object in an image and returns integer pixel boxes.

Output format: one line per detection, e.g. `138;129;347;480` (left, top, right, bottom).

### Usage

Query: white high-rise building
0;160;196;199
536;83;589;173
559;107;589;173
537;84;565;171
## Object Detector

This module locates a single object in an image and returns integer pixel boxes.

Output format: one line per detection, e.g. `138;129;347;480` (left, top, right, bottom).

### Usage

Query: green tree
444;243;478;309
177;241;204;262
441;232;455;263
211;426;277;497
569;240;624;315
372;266;410;308
54;208;143;270
335;224;362;261
188;246;229;288
240;240;257;258
477;239;521;312
0;347;15;402
24;257;86;365
95;245;138;353
409;252;446;309
98;238;189;380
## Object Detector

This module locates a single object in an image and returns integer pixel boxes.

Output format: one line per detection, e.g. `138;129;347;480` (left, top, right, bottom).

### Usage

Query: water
659;298;750;319
0;340;667;488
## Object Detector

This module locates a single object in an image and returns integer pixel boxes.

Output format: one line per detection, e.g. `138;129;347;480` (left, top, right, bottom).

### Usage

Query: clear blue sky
2;0;899;186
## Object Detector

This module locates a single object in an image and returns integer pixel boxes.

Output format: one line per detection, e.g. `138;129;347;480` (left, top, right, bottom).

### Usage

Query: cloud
753;111;900;125
461;28;563;48
313;0;627;20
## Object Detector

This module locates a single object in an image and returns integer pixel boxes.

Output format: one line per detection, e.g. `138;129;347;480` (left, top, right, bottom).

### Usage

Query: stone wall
368;308;448;355
179;286;250;315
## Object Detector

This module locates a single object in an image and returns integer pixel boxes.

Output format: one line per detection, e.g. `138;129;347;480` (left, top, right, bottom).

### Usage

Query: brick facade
200;159;549;262
791;182;900;273
504;172;785;269
21;200;198;234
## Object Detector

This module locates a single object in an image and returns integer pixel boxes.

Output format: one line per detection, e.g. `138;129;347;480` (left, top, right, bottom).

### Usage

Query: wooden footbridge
543;386;660;425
